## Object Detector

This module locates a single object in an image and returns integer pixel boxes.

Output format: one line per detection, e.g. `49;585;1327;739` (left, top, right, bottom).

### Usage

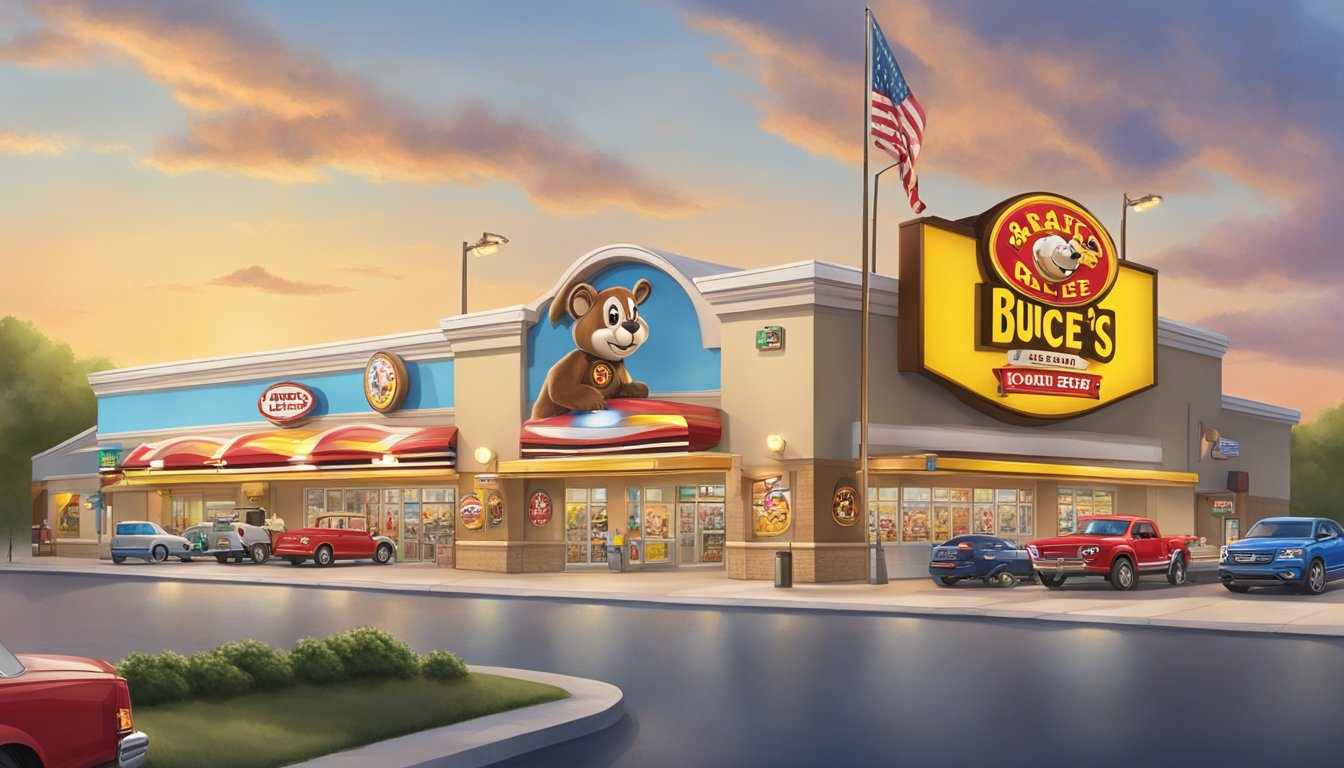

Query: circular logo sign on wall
364;351;410;413
981;192;1118;309
257;382;317;425
460;493;484;530
528;490;553;526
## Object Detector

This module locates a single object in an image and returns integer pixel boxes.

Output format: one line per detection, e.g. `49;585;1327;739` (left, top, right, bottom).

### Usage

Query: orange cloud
26;0;706;219
209;266;347;296
0;130;67;155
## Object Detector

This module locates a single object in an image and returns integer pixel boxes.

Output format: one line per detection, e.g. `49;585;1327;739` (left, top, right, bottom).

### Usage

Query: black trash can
775;550;793;588
607;545;626;572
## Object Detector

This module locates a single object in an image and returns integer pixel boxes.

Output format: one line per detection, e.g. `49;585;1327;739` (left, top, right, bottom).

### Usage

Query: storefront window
901;487;932;543
565;487;608;565
1057;487;1115;535
170;493;205;532
303;487;454;561
697;485;725;563
870;483;1034;543
642;487;672;564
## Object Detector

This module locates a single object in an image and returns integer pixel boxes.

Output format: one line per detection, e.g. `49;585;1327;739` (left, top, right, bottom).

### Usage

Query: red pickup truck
1027;515;1195;591
0;639;148;768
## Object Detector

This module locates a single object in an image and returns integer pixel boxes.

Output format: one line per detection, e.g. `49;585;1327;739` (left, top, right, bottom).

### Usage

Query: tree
0;317;113;554
1291;400;1344;519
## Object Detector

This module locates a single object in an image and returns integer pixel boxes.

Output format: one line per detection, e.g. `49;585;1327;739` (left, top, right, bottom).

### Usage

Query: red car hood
1030;535;1122;556
15;653;117;677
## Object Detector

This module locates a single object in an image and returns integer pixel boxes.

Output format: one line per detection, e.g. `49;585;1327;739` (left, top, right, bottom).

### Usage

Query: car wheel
215;554;229;564
931;575;957;587
1302;559;1328;595
1109;558;1136;591
314;545;334;567
181;556;192;563
989;570;1016;588
286;557;304;566
0;748;22;768
373;542;394;565
1167;553;1187;586
112;554;125;564
150;545;168;564
250;543;271;564
1224;583;1251;593
1039;574;1066;589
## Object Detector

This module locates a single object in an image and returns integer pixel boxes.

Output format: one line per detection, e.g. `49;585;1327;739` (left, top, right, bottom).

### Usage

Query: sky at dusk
2;0;1341;422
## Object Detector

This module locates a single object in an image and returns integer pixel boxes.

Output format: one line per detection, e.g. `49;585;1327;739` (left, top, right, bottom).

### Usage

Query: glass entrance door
641;486;675;566
565;487;608;565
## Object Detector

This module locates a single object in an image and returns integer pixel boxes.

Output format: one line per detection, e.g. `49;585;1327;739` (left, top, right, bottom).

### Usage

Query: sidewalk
12;556;1344;638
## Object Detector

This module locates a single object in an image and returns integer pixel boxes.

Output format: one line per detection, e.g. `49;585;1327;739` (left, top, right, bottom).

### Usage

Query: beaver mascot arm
531;279;652;420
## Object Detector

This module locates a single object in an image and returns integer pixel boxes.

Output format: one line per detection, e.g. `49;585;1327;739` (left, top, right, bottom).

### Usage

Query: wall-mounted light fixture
474;446;496;465
765;434;786;454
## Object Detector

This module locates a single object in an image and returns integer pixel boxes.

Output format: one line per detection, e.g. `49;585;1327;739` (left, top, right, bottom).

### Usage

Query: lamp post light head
467;232;509;258
1125;193;1163;213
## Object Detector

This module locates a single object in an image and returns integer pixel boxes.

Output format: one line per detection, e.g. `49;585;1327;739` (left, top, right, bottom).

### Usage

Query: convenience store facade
38;196;1298;580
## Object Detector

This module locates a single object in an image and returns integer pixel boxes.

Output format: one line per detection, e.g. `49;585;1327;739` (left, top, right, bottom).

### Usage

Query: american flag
870;17;926;213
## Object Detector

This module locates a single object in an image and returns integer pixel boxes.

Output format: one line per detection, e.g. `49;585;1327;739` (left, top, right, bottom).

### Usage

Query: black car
929;535;1034;587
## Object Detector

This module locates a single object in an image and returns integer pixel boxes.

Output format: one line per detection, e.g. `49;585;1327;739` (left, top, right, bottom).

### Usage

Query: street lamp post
461;232;509;315
1120;193;1163;261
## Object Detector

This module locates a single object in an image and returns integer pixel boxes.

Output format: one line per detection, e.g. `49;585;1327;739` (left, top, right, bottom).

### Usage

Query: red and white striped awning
119;424;457;470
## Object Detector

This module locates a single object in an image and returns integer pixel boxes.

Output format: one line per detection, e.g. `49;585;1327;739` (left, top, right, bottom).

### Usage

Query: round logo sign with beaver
981;193;1117;308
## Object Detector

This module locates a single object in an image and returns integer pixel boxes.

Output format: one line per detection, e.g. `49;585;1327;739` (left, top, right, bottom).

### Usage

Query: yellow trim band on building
498;452;735;477
867;455;1198;486
112;467;458;486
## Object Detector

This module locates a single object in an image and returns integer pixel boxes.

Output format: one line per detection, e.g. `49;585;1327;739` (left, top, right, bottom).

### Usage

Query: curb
285;667;623;768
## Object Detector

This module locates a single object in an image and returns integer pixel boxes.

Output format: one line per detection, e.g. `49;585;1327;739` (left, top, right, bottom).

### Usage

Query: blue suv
1219;517;1344;595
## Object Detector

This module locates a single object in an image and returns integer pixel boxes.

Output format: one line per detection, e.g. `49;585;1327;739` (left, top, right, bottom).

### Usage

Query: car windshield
1080;519;1130;536
1244;521;1313;540
0;640;24;678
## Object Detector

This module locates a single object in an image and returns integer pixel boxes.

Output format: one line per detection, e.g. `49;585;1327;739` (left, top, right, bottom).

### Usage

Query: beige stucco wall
718;307;815;470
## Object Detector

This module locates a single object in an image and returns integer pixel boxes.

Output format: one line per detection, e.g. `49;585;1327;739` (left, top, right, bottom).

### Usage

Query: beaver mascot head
530;279;653;420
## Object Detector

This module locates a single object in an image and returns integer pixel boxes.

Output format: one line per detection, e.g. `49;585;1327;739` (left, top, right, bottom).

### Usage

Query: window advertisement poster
54;492;82;538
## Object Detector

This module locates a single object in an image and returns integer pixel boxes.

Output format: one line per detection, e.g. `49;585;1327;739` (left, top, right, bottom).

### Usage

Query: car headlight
1080;546;1100;558
1219;546;1228;563
1279;548;1305;559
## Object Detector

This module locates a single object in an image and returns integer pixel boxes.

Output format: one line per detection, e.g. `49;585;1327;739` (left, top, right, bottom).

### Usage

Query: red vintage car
0;638;148;768
271;514;397;567
1027;515;1195;591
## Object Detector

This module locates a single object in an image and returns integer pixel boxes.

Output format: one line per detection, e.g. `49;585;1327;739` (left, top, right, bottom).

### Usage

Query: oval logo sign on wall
258;382;317;425
460;493;484;530
528;490;553;526
364;351;410;413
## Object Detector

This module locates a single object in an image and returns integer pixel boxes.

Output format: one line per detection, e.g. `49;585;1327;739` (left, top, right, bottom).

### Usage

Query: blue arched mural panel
526;262;720;405
98;359;455;434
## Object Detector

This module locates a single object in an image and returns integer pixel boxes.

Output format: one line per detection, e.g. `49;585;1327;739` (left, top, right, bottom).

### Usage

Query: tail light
237;527;246;537
115;678;134;736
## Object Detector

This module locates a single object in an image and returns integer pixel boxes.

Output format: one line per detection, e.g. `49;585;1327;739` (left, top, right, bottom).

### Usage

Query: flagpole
861;8;885;585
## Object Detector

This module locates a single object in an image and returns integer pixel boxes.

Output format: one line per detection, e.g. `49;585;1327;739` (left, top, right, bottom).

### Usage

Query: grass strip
137;673;569;768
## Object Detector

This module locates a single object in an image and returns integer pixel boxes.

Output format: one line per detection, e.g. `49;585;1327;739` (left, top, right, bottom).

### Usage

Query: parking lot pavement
11;556;1344;637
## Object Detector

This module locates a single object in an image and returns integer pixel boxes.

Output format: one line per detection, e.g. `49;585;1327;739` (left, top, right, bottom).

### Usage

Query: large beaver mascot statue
531;279;652;420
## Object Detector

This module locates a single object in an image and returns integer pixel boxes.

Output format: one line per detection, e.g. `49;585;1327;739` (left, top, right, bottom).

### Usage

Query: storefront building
32;194;1298;580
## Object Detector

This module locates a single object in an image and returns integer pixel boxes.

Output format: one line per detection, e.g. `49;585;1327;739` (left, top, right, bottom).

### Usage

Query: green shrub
215;639;293;691
187;651;253;698
419;649;468;680
326;626;419;680
118;650;191;706
290;637;347;685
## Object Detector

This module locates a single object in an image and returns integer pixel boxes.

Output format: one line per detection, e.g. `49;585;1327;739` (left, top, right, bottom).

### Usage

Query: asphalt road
4;571;1342;768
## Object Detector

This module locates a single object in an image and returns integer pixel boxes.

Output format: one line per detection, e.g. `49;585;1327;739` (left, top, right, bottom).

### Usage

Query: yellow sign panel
899;193;1156;422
